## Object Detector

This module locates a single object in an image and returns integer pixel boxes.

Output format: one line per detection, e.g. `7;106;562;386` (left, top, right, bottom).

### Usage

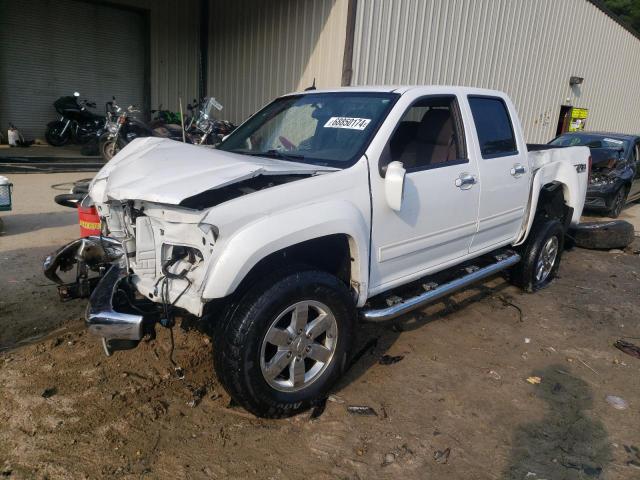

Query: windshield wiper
246;150;306;161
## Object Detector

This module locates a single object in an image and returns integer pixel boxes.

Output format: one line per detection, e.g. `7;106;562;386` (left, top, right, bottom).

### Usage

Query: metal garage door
0;0;147;142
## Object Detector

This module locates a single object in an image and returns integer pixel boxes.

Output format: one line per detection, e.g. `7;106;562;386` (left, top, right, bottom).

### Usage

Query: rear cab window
468;96;518;159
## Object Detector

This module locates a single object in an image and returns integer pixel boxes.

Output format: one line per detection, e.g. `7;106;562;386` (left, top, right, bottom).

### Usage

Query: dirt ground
1;173;640;480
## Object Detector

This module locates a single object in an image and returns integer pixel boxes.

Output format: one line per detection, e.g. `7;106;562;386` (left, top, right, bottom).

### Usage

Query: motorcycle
187;97;236;145
45;92;105;146
99;97;184;161
98;96;236;161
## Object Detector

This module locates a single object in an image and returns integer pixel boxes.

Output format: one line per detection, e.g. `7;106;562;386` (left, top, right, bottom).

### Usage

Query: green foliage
601;0;640;34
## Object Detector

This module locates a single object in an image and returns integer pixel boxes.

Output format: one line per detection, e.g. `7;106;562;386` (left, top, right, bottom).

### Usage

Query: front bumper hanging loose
86;265;146;356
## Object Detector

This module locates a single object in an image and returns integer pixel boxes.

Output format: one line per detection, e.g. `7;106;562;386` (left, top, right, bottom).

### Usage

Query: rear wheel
213;269;355;418
510;218;564;292
45;122;71;146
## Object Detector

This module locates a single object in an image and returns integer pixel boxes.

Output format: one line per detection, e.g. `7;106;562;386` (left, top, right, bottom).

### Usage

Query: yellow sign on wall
569;107;588;131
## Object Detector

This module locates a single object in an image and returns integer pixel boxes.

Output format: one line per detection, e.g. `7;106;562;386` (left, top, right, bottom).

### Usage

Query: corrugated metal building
1;0;639;143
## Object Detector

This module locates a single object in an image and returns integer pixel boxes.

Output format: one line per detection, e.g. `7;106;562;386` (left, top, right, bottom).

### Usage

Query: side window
468;96;518;158
386;96;467;171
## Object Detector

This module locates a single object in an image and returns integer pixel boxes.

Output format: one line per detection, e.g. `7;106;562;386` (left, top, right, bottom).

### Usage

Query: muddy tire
569;220;635;250
213;269;355;418
510;218;564;292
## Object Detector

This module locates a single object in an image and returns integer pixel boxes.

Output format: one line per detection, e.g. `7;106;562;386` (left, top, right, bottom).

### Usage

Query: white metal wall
352;0;640;143
207;0;349;124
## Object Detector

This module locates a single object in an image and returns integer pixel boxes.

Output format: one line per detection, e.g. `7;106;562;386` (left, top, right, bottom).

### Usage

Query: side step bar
360;252;521;322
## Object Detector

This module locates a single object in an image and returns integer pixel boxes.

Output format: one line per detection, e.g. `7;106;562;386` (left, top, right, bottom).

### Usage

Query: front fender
201;200;370;306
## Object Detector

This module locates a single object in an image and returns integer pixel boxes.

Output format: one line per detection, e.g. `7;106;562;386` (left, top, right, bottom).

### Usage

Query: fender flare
201;200;370;306
514;159;585;246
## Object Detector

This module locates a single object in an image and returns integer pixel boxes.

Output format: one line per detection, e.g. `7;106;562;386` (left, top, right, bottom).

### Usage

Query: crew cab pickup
44;86;589;417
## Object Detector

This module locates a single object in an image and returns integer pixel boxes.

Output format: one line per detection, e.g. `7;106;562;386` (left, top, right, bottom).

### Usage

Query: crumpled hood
90;137;333;205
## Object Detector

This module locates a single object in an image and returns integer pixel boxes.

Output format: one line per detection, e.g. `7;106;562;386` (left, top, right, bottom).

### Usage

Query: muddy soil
1;174;640;479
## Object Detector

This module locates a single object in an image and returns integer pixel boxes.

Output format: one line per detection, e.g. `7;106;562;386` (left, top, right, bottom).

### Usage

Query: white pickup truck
44;86;589;417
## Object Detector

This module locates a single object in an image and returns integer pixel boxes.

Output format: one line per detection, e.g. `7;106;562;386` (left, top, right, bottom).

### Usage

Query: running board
360;251;521;322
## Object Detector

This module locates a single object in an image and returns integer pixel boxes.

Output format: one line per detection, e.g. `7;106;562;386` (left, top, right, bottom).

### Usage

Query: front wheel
510;218;564;292
45;122;71;146
99;134;119;161
214;269;355;418
608;186;627;218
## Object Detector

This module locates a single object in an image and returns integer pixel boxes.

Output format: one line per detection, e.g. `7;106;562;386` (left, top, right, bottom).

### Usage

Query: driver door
368;95;480;295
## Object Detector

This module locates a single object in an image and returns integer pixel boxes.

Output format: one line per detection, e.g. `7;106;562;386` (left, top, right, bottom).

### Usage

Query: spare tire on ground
569;220;635;250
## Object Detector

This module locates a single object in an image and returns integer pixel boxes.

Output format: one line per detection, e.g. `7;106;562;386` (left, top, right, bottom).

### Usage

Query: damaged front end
43;236;160;355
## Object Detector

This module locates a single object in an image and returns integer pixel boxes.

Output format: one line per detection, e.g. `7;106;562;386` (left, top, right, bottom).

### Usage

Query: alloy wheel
535;236;559;283
260;300;338;392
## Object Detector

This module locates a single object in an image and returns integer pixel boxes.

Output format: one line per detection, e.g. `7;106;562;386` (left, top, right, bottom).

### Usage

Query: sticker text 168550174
323;117;371;130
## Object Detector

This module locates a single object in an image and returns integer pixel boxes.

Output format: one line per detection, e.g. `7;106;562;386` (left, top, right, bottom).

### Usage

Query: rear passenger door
466;95;530;253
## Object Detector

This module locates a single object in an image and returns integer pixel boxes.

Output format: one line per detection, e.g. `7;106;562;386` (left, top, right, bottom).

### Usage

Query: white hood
90;137;332;205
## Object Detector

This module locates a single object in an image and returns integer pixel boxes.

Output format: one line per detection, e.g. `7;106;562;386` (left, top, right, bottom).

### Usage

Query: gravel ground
1;174;639;479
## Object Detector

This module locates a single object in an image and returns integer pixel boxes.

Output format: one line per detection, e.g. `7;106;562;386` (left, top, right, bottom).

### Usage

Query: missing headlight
161;244;204;279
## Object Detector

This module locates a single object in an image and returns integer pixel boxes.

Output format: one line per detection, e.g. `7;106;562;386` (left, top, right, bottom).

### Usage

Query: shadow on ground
504;365;610;479
0;211;77;236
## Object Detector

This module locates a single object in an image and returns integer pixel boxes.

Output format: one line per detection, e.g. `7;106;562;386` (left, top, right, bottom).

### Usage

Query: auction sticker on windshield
324;117;371;130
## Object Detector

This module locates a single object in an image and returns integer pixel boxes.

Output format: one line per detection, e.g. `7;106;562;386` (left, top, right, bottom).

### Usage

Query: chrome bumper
86;265;145;355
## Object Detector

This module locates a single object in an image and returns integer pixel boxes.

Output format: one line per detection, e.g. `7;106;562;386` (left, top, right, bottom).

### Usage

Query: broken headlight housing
589;173;617;187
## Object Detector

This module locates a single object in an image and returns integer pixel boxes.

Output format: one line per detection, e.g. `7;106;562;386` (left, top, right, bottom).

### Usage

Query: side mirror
384;161;406;211
73;91;80;97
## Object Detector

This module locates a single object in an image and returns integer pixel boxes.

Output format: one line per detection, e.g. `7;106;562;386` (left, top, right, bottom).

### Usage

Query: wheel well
537;182;573;229
238;234;353;291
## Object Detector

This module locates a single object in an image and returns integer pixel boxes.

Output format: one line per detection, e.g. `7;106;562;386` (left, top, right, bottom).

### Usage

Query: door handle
455;173;477;189
510;164;527;177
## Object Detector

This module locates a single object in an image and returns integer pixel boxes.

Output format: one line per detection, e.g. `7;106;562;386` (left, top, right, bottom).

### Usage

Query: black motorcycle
99;97;185;161
45;92;105;146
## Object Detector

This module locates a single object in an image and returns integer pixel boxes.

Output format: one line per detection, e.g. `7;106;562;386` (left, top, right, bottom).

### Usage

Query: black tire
54;193;83;209
45;122;71;146
608;186;628;218
99;135;119;161
213;268;356;418
510;218;564;292
569;220;635;250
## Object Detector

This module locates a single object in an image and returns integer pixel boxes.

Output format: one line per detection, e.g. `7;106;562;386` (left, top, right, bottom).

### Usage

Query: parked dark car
549;132;640;217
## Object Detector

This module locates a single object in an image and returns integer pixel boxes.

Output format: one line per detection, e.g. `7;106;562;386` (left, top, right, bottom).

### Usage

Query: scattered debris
347;405;378;417
524;337;531;344
379;354;404;365
309;399;327;420
614;339;640;360
488;370;502;381
609;249;624;254
493;295;523;322
606;395;628;410
578;359;599;375
433;447;451;464
526;376;542;385
382;452;396;466
186;385;207;408
327;394;344;404
41;387;57;398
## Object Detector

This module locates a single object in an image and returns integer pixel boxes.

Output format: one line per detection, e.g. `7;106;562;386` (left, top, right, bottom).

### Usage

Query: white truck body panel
88;86;589;316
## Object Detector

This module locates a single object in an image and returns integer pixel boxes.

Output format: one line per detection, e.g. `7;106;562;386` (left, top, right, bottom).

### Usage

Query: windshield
550;133;629;151
218;92;399;166
201;97;222;119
